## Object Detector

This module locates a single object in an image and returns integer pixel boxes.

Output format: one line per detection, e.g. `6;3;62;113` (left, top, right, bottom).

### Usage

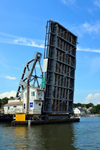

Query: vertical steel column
27;81;29;114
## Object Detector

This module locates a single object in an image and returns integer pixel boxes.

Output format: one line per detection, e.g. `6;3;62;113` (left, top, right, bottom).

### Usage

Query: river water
0;117;100;150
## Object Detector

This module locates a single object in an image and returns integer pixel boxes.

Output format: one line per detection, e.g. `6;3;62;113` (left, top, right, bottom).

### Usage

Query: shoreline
81;114;100;117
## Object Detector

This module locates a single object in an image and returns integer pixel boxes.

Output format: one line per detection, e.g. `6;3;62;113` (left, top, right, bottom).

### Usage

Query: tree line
73;102;94;108
0;97;14;108
74;102;100;114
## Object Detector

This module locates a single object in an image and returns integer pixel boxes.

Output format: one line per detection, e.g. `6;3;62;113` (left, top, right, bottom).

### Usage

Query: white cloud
5;76;16;80
0;91;16;99
67;21;100;38
61;0;67;4
14;38;44;48
94;0;100;9
0;32;44;48
85;93;100;105
61;0;76;6
77;47;100;53
81;22;100;34
88;8;93;14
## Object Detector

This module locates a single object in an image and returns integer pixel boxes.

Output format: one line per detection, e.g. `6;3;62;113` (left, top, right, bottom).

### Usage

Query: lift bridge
15;20;77;118
43;20;77;118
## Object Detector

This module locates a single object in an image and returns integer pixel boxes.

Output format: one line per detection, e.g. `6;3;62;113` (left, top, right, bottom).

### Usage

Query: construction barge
0;114;80;125
3;20;78;125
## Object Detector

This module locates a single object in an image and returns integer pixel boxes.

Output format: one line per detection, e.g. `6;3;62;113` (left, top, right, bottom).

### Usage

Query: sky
0;0;100;105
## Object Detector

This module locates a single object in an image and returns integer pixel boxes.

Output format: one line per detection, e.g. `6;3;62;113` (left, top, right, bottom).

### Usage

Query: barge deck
11;118;80;126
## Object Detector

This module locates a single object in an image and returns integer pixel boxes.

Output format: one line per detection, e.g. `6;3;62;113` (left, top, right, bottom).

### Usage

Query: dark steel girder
15;52;43;99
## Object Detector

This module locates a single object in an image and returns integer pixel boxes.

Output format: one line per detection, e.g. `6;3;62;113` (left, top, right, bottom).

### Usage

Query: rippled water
0;117;100;150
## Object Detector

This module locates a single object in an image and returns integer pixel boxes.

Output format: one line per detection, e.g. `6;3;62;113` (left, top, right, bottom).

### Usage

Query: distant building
73;108;80;115
78;108;85;115
87;107;92;111
86;107;93;114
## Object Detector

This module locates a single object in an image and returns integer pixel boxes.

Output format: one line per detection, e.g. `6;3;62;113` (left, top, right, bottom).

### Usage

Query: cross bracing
15;52;43;100
43;20;77;114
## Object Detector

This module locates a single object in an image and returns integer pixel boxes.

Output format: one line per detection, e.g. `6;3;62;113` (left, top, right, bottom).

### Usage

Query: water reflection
13;126;44;150
13;127;26;149
14;127;26;139
0;122;78;150
39;124;76;150
1;118;100;149
12;124;77;150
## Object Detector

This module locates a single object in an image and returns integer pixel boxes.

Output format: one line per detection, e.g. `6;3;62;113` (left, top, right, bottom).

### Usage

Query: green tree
74;103;81;108
86;103;94;108
0;99;2;108
9;96;14;100
96;104;100;114
1;97;9;106
90;104;100;114
81;104;86;107
90;107;97;114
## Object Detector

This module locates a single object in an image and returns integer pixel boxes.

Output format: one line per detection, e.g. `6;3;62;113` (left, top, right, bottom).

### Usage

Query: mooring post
28;120;31;126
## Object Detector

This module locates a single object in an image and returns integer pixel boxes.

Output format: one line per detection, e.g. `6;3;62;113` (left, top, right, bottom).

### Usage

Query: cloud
70;21;100;37
88;8;93;14
61;0;67;4
5;76;16;80
0;32;44;48
0;91;16;99
94;0;100;9
81;21;100;34
77;47;100;53
85;93;100;105
61;0;76;6
61;0;100;14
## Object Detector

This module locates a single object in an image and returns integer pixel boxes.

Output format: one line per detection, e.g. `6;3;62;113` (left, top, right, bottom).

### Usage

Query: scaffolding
43;20;77;115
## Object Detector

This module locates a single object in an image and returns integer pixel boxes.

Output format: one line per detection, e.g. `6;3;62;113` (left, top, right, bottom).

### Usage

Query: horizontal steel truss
16;52;43;99
43;20;77;113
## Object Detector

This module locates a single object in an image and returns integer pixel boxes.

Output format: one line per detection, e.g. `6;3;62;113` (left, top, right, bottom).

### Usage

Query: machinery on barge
4;20;77;121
